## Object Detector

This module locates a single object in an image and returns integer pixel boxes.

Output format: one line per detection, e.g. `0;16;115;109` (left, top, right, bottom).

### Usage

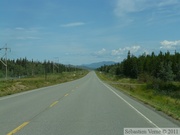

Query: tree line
0;58;82;78
97;51;180;82
97;51;180;95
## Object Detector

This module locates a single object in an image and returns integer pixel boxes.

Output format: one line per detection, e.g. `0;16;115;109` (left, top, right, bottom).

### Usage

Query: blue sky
1;0;180;65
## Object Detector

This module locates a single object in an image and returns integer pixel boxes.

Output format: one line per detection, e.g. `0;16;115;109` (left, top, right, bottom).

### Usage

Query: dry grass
96;72;180;121
0;71;88;97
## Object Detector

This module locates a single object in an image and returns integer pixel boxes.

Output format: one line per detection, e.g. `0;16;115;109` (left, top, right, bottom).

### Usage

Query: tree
97;51;179;82
158;61;175;82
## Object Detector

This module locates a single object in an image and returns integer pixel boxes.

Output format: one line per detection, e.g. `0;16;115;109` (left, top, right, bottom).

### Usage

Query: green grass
0;71;88;97
96;72;180;121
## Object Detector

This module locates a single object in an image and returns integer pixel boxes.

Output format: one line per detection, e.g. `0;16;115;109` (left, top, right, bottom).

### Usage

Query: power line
0;44;11;80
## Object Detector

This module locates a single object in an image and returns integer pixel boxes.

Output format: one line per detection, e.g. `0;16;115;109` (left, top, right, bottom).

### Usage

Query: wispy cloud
96;48;106;55
158;0;179;7
16;36;41;40
15;27;25;30
114;0;146;17
93;48;108;58
113;0;180;29
92;46;142;61
114;0;179;17
160;40;180;49
2;27;42;41
60;22;85;27
111;46;141;55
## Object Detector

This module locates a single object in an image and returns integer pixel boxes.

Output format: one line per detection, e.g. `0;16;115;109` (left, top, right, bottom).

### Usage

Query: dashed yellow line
50;101;59;107
7;121;29;135
7;92;72;135
7;91;72;134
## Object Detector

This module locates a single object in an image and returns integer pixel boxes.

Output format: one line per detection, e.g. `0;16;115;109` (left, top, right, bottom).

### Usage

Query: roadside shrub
138;73;153;83
147;78;179;96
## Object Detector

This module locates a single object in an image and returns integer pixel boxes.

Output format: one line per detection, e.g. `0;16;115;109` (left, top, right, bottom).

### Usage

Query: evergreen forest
0;58;81;79
97;51;180;94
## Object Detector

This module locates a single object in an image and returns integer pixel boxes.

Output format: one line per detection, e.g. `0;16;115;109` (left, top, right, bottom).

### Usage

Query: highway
0;72;179;135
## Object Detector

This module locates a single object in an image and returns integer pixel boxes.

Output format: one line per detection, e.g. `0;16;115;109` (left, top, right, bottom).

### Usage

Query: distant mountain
81;61;116;69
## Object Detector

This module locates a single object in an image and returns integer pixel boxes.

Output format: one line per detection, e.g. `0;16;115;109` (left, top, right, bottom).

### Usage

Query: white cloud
111;46;141;55
160;40;180;49
15;27;25;30
92;46;141;62
111;48;125;55
95;48;106;55
60;22;85;27
16;36;41;40
114;0;180;17
114;0;147;17
158;0;179;7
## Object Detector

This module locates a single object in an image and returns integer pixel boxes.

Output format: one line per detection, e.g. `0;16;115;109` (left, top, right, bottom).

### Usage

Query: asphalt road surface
0;72;179;135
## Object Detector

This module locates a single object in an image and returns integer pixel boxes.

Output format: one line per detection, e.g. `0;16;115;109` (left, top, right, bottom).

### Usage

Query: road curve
0;71;179;135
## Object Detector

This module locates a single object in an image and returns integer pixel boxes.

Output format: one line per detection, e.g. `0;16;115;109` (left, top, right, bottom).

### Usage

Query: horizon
2;50;178;66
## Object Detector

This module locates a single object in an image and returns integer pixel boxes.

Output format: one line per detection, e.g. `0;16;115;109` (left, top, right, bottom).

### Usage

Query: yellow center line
64;94;69;97
7;121;29;135
50;101;59;107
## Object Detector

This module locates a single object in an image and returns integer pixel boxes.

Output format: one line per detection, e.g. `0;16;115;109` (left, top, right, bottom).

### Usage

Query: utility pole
53;57;59;73
0;44;11;80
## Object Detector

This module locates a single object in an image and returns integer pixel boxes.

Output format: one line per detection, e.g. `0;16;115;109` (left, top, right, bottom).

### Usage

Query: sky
0;0;180;65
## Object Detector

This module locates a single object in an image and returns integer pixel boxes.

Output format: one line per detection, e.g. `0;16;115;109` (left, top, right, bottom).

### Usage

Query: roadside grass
0;71;88;97
96;72;180;121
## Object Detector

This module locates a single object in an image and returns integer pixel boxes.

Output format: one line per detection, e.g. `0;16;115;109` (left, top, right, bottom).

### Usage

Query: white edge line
97;77;162;130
